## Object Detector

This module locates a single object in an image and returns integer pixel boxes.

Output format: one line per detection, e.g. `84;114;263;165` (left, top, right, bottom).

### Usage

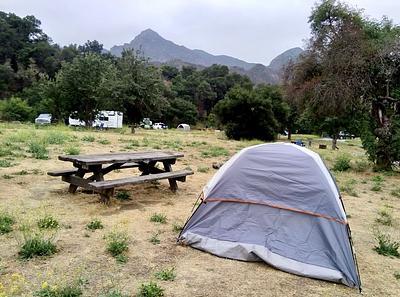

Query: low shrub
87;219;104;231
149;232;160;245
390;188;400;198
333;155;351;171
37;215;59;230
34;283;82;297
98;139;111;145
100;289;129;297
0;212;14;234
19;233;57;259
28;141;48;159
201;146;229;158
64;146;80;155
374;233;400;257
155;268;176;281
150;213;167;224
46;132;69;145
81;135;95;142
137;282;164;297
105;231;129;258
172;222;183;233
0;159;13;167
115;191;131;201
197;166;210;173
394;271;400;280
376;209;393;226
340;179;358;197
353;159;370;172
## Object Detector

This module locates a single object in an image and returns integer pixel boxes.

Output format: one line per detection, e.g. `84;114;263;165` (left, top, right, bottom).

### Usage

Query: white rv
69;111;123;128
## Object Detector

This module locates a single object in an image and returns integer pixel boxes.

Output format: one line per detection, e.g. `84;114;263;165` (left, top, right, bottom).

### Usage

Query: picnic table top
58;151;184;166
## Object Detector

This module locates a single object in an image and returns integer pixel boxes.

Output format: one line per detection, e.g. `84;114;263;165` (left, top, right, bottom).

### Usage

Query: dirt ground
0;124;399;296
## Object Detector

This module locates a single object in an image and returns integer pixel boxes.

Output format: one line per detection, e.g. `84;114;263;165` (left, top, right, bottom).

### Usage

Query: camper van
69;111;123;128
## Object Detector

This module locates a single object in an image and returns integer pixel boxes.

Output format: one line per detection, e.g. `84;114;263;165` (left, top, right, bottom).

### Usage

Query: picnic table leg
162;161;178;192
91;165;104;182
100;188;114;205
68;169;85;193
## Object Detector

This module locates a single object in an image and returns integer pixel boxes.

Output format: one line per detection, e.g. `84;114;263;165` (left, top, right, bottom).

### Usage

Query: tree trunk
288;129;292;140
131;125;135;134
331;135;338;150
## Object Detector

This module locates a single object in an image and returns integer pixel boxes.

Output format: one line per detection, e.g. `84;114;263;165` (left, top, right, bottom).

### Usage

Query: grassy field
0;123;399;296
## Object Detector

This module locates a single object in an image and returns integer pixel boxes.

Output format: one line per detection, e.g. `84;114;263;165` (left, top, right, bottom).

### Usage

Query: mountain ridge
109;29;303;84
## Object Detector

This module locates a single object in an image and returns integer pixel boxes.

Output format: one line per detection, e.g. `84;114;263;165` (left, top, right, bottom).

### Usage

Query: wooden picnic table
47;151;193;203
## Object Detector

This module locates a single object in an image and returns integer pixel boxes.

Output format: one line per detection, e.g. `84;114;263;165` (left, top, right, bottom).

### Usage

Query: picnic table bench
47;151;193;203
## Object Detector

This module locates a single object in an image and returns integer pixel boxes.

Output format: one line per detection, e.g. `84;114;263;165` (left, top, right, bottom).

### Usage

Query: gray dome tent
179;143;361;289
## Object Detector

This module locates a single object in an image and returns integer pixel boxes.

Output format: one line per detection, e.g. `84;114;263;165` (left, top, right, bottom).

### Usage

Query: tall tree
117;49;165;124
55;53;118;126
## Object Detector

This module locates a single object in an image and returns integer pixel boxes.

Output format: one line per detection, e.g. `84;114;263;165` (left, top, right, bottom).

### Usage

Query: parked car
153;122;168;129
140;118;153;129
35;113;52;125
338;131;355;139
177;123;190;131
68;111;123;128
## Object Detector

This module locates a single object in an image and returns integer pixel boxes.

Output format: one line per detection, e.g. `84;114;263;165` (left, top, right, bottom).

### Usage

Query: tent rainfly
179;143;361;289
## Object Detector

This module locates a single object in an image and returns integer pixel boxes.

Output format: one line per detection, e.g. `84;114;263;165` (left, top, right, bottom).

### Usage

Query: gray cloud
1;0;399;65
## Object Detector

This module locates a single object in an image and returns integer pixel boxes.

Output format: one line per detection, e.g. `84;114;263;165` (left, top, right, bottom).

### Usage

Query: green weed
19;233;57;259
149;232;161;245
34;283;82;297
64;146;80;155
201;146;229;158
115;190;131;201
150;213;167;224
374;233;400;258
172;222;184;233
105;231;129;258
98;139;111;145
155;268;176;281
82;135;95;142
0;159;13;167
376;209;393;226
28;141;49;159
87;219;104;231
333;154;351;171
37;215;59;230
197;166;210;173
0;213;14;234
137;282;164;297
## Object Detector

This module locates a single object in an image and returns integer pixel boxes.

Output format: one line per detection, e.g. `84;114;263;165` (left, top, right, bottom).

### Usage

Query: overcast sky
1;0;399;65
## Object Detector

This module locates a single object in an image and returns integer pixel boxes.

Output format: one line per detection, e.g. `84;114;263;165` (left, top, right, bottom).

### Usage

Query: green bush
333;155;351;171
105;231;129;258
0;97;33;122
376;209;393;226
81;135;95;142
353;159;370;172
98;139;111;145
37;215;59;230
149;232;161;245
150;213;167;224
390;188;400;198
201;146;229;158
87;219;104;231
137;282;164;297
213;86;285;141
100;289;129;297
28;141;49;159
34;284;82;297
374;233;400;257
64;146;80;155
172;222;184;233
46;132;69;145
0;159;13;167
115;190;131;201
0;213;14;234
19;234;57;259
155;268;176;281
